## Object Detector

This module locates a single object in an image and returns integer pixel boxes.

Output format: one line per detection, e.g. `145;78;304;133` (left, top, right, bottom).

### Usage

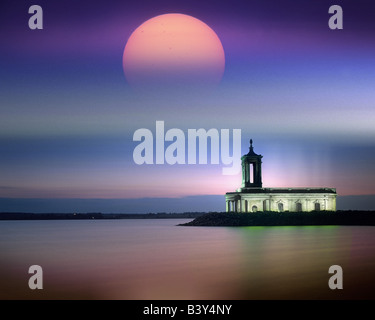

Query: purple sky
1;0;375;212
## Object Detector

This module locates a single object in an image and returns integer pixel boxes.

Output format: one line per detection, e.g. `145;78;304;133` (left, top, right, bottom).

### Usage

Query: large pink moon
123;13;225;89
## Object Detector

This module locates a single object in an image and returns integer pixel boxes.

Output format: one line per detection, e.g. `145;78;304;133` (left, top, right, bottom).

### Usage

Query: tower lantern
241;139;263;188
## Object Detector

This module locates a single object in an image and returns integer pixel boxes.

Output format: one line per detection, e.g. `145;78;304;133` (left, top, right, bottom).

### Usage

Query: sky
1;0;375;212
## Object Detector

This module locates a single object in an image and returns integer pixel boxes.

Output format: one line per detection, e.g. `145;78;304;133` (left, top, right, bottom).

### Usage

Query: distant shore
0;212;204;220
1;211;375;226
178;211;375;227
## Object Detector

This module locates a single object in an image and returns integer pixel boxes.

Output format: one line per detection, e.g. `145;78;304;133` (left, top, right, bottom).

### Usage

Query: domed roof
245;139;262;157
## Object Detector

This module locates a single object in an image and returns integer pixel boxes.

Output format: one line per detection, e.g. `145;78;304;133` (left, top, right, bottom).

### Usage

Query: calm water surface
1;219;375;299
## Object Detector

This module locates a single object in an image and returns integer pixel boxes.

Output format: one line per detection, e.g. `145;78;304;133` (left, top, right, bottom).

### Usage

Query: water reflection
234;226;353;299
0;220;374;299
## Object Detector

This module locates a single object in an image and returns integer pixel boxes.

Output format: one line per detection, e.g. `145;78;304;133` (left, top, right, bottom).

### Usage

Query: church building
225;140;337;212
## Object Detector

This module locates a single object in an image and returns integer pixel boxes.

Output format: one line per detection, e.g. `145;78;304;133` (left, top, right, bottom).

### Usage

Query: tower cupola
241;139;263;188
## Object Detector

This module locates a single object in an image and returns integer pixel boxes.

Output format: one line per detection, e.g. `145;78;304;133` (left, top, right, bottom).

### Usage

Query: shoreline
178;211;375;227
1;211;375;226
0;212;204;221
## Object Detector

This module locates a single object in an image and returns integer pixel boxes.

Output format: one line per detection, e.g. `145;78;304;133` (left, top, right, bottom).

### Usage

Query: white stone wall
226;192;336;212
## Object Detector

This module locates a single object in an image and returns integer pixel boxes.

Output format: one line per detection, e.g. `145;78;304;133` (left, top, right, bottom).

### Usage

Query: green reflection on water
239;225;340;231
228;224;356;299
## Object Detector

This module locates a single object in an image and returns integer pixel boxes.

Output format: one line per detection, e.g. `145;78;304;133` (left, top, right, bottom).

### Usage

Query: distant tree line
0;212;206;220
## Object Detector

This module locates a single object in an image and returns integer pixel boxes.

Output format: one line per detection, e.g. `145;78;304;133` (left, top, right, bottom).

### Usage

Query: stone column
241;200;246;213
244;164;246;184
245;163;249;185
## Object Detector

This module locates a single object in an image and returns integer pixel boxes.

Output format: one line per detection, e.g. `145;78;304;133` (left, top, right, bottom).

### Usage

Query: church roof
245;139;261;157
227;187;337;195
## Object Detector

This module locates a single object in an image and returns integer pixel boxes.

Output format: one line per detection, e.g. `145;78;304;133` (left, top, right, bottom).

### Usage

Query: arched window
315;202;320;211
278;203;284;212
252;205;258;212
296;202;302;212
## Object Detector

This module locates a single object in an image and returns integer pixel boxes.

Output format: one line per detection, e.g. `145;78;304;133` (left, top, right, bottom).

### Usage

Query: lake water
1;219;375;299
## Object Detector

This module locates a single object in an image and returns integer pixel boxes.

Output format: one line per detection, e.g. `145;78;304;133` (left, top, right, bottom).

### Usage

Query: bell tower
241;139;263;188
